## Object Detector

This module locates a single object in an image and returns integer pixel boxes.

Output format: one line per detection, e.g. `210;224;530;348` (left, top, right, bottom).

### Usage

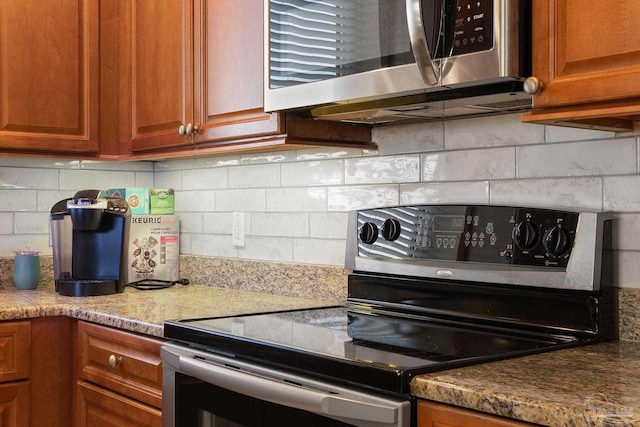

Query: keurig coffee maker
50;190;130;296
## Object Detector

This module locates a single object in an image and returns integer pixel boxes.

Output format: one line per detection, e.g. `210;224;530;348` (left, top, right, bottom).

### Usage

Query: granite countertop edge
411;340;640;427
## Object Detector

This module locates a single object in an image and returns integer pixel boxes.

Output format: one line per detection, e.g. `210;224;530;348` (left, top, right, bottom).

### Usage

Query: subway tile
135;171;155;188
179;233;191;255
0;190;37;211
0;158;80;169
327;185;399;212
1;234;51;255
345;155;420;184
154;170;183;190
266;188;327;212
309;212;349;239
240;151;297;165
604;176;640;211
0;213;13;234
194;155;241;168
59;169;136;191
202;213;232;234
228;164;280;188
37;191;72;212
293;239;346;265
14;212;50;234
154;159;195;171
517;139;636;178
545;125;615;143
400;181;490;205
490;177;603;210
239;236;293;262
614;250;640;289
217;189;266;212
183;168;227;190
613;214;640;251
373;121;444;155
422;147;515;181
190;234;237;258
444;113;543;150
281;160;343;187
0;167;59;190
250;213;309;237
296;147;366;160
175;190;216;212
177;212;204;233
81;160;153;171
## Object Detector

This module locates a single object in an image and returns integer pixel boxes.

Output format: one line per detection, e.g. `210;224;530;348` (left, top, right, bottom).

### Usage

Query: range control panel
357;205;580;268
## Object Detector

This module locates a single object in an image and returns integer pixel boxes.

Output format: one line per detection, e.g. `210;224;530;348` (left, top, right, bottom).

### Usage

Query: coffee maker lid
67;189;108;210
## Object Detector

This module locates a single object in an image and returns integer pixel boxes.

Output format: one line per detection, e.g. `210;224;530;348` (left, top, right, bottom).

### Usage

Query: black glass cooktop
164;305;577;395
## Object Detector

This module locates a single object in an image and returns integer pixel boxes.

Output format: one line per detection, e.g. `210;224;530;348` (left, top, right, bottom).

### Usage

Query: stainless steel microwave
264;0;532;125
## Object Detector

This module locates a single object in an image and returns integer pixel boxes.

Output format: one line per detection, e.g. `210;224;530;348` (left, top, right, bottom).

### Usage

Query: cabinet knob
108;354;123;368
185;123;199;136
523;77;544;95
178;124;186;136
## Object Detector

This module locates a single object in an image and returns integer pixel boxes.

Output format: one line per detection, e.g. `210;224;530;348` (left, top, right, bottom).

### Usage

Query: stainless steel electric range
162;205;616;427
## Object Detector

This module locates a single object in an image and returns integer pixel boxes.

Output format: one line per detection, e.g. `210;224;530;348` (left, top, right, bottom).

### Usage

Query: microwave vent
470;98;532;111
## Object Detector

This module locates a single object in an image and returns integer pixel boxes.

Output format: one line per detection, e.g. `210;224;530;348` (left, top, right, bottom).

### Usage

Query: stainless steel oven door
162;342;411;427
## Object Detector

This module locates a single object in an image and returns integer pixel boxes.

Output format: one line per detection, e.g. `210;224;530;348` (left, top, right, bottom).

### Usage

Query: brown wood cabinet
0;317;72;427
1;0;371;159
30;317;74;427
0;321;30;427
521;0;640;131
125;0;371;158
0;0;100;155
74;321;163;427
418;400;538;427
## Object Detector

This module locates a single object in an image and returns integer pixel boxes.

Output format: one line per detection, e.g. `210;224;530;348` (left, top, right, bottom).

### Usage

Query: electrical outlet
232;212;245;247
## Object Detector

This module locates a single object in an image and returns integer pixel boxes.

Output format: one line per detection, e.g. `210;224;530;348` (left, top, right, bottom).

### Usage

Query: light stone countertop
2;280;639;426
411;341;640;427
0;284;334;337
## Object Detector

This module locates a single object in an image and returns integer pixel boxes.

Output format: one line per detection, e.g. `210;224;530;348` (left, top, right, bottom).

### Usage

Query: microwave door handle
406;0;440;85
177;354;404;427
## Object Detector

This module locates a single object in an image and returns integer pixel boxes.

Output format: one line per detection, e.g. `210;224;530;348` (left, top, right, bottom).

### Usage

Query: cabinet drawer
76;380;161;427
77;321;163;408
0;321;30;383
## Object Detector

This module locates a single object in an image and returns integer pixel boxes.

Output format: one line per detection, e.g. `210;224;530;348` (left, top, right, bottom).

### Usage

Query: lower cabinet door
0;381;29;427
417;400;536;427
76;381;161;427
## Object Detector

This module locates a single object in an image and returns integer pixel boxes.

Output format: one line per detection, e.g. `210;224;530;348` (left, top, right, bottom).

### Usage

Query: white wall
2;113;640;289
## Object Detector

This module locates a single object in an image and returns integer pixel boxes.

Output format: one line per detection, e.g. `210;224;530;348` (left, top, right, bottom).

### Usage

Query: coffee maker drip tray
57;277;120;297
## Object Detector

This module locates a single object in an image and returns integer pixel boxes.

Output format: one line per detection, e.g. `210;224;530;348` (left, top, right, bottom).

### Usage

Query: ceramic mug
13;251;41;290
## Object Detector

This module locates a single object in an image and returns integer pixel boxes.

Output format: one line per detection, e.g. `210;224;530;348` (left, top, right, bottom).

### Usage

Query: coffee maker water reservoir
50;190;131;296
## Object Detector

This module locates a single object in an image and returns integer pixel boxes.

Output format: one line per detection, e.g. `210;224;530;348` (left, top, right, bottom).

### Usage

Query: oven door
162;343;411;427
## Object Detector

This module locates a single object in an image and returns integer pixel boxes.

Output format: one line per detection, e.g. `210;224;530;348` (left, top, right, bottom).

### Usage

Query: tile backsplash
1;113;640;291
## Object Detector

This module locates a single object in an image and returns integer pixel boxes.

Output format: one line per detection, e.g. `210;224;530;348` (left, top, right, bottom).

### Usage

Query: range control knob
381;219;401;241
359;222;379;244
543;225;571;257
512;220;539;250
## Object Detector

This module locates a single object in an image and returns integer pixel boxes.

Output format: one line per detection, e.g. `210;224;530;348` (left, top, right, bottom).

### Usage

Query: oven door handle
177;353;406;427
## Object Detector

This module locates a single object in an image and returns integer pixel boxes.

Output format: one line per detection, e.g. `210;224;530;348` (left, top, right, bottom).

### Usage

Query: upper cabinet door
194;0;280;144
129;0;194;152
0;0;100;154
523;0;640;130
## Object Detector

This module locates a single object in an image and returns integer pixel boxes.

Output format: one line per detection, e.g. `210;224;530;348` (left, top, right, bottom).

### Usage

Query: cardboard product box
128;215;179;283
150;188;175;215
107;188;150;215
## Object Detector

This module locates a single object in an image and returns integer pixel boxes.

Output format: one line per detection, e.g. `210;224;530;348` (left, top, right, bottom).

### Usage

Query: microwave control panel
356;205;580;268
446;0;494;56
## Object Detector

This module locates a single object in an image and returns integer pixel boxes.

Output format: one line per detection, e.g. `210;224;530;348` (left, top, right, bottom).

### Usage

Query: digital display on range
433;215;465;233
